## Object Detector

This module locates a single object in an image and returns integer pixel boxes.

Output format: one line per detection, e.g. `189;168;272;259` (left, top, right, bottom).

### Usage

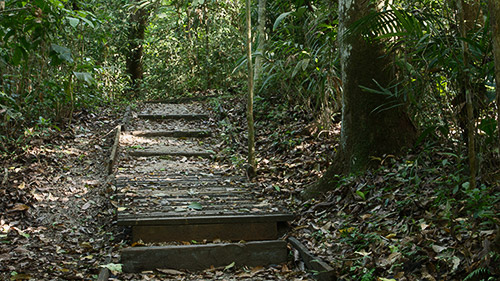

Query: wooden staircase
113;101;294;272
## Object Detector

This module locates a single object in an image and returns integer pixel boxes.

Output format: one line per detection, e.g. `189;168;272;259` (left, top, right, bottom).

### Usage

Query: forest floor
1;93;499;280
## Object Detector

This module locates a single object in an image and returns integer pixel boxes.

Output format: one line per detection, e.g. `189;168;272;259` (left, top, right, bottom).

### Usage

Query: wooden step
121;240;287;272
131;130;212;138
119;213;292;242
144;95;217;104
138;113;209;121
132;222;279;242
128;149;215;158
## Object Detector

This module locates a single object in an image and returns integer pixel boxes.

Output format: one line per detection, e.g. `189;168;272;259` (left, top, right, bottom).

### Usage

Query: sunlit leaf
273;11;293;31
188;202;203;210
73;72;95;85
224;261;235;271
67;17;80;28
50;44;73;63
100;263;122;273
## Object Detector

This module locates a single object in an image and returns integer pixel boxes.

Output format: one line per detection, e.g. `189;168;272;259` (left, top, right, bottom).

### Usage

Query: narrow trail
113;100;294;272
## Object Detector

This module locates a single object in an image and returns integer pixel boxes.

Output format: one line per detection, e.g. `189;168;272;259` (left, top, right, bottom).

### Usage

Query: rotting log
121;240;288;272
107;125;122;175
288;237;336;281
122;106;131;132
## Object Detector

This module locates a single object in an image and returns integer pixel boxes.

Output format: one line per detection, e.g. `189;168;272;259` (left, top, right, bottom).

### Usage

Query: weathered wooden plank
143;95;217;104
121;240;288;272
115;179;246;187
129;149;214;158
116;190;249;198
131;130;212;138
138;114;209;121
116;194;254;200
132;222;277;242
118;203;273;214
117;213;294;226
115;178;243;184
288;237;336;281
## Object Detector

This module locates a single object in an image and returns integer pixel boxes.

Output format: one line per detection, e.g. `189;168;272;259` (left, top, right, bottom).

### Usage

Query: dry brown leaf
9;203;30;212
157;268;185;275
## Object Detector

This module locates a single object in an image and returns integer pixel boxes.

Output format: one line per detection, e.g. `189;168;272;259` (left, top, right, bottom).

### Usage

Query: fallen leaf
17;182;26;190
188;202;203;210
224;261;235;271
81;202;91;210
131;241;145;247
432;244;446;253
10;273;32;280
157;268;184;275
100;263;123;274
420;222;429;230
9;204;29;212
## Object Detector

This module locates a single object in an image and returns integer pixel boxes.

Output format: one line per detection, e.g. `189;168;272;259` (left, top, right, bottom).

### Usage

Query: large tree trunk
489;0;500;152
126;3;147;96
303;0;416;198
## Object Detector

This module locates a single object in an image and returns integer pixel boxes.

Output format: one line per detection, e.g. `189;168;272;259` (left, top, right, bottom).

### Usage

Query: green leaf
67;17;80;28
274;185;281;192
188;202;203;210
100;263;123;273
80;17;95;29
273;11;293;31
12;46;24;66
224;261;235;271
50;44;73;63
356;190;366;200
73;72;94;85
478;118;496;137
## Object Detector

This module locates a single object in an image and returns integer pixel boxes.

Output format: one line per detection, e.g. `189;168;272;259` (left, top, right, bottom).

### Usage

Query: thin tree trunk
457;0;477;189
489;0;500;152
254;0;266;83
246;0;256;177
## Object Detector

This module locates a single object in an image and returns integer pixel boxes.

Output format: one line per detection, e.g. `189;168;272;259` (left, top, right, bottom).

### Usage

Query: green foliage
138;0;243;99
0;0;130;152
256;0;341;128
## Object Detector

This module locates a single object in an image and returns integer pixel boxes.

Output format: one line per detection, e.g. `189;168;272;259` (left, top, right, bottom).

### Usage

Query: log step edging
121;240;288;272
288;237;336;281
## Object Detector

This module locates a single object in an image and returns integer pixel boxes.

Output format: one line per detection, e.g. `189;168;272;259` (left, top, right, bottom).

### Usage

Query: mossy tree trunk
126;2;147;96
303;0;416;198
